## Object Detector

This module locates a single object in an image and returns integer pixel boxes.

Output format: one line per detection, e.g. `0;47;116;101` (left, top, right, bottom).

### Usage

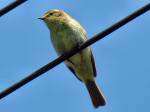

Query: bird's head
38;9;69;24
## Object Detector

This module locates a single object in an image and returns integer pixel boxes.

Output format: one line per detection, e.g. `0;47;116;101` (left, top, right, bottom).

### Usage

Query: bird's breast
50;24;83;55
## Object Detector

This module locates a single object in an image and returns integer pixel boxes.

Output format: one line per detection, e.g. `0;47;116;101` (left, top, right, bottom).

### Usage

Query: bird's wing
90;49;97;77
66;49;97;81
71;19;87;40
78;24;97;77
74;24;97;77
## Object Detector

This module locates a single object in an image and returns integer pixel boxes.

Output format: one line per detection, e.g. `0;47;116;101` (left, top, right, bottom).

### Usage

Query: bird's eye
49;13;53;15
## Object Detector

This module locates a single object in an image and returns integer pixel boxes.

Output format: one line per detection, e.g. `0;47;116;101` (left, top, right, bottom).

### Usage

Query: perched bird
39;9;106;108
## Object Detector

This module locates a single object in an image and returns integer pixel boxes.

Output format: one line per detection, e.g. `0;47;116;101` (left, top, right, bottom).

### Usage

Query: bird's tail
85;80;106;108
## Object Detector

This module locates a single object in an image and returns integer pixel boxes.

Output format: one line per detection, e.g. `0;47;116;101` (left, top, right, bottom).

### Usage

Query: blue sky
0;0;150;112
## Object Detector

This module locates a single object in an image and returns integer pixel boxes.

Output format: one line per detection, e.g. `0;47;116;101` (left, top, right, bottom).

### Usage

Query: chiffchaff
39;9;106;108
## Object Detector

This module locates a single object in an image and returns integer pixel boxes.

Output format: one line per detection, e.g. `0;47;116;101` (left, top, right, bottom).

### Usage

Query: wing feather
90;50;97;77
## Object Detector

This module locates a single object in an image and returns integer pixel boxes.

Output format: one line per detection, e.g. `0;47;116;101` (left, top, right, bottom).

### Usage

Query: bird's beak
38;17;46;20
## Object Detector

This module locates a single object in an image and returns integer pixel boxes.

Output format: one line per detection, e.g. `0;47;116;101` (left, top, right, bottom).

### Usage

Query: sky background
0;0;150;112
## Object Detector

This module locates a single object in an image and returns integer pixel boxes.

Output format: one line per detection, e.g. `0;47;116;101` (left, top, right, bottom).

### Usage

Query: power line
0;0;27;17
0;3;150;99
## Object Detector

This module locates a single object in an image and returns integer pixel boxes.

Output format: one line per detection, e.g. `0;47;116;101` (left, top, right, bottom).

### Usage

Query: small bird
39;9;106;108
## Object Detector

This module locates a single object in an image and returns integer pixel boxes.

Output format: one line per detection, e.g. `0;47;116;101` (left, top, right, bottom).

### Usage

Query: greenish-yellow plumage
39;9;106;108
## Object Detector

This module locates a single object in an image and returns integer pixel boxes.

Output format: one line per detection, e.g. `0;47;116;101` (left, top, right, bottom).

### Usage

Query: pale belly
51;27;85;65
50;26;95;81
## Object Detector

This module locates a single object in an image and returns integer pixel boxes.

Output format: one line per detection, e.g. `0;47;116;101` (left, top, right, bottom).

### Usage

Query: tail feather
85;80;106;108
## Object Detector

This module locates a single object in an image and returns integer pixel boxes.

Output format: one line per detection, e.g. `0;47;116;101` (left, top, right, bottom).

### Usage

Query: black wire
0;0;27;17
0;3;150;99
